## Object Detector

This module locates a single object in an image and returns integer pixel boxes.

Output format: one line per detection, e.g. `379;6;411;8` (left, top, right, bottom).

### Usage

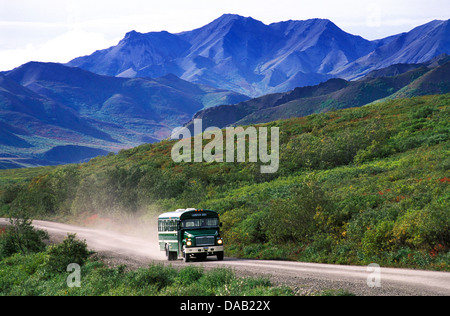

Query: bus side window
162;220;176;231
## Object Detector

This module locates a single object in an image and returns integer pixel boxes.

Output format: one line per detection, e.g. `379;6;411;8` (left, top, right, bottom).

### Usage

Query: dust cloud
33;211;167;262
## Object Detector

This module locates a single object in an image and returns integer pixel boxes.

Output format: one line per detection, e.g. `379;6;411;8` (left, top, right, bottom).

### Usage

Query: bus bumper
185;246;224;254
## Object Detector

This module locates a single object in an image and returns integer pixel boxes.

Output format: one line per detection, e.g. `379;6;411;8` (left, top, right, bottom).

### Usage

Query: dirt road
1;218;449;296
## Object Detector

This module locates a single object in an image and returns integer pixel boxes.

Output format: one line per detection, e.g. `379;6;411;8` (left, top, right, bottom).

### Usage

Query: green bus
158;208;224;262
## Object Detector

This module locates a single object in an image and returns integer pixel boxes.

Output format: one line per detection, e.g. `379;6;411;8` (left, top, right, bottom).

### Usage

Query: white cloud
0;29;120;71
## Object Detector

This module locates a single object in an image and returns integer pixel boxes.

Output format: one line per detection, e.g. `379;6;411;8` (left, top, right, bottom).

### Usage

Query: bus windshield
181;218;219;229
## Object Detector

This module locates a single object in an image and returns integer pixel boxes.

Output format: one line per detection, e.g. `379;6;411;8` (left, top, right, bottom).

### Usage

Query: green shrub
393;202;450;250
0;252;48;295
409;106;436;119
200;268;235;290
45;234;90;273
354;140;395;164
361;220;396;256
177;266;204;286
126;264;176;290
0;215;48;259
264;180;330;243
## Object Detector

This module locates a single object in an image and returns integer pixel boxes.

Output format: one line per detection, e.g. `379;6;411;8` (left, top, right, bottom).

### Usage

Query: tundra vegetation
0;219;298;295
1;94;449;271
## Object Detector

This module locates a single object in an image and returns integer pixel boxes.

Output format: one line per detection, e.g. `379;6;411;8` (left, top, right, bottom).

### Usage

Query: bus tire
217;251;224;261
166;245;176;261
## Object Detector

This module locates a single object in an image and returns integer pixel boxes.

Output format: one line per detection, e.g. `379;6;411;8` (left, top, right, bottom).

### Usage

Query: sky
0;0;449;71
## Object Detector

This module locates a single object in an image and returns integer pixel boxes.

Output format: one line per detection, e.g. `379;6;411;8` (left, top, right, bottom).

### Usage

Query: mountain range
1;14;450;168
185;55;450;131
69;14;450;97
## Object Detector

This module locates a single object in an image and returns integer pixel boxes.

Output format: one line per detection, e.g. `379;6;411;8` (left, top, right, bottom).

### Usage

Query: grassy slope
1;94;449;270
0;253;298;296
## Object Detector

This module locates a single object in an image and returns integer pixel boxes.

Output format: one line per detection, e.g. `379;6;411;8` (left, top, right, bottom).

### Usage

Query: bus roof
158;209;218;220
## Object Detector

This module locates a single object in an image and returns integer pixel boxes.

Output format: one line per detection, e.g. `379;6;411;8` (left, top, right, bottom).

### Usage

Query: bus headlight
186;240;192;247
217;238;223;245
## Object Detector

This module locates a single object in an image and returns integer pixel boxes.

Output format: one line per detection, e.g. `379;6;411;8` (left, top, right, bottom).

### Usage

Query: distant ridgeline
0;63;249;168
186;56;450;133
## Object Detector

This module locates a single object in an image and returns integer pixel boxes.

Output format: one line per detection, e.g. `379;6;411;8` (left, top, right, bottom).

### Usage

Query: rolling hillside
0;62;248;168
1;94;448;269
186;57;450;132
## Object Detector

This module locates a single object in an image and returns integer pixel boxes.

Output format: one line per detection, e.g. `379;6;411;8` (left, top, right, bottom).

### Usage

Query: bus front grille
196;236;215;246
